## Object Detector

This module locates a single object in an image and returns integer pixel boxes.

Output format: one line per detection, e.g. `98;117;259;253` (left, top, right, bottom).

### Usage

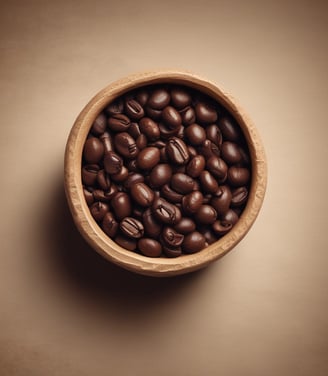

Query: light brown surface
65;70;267;276
0;0;327;375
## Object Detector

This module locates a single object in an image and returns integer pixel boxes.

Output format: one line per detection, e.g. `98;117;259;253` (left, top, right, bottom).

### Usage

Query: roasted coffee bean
137;147;160;170
120;217;144;238
149;163;172;188
83;137;104;164
91;113;107;135
102;212;119;238
90;201;109;222
182;231;206;253
82;164;100;186
83;187;94;206
124;99;144;120
114;132;139;159
142;208;163;238
96;170;111;191
212;220;232;235
93;189;111;202
206;124;222;146
147;88;170;109
115;234;137;251
108;113;131;132
111;166;129;183
110;192;131;220
171;173;195;194
104;151;123;175
220;209;239;226
139;117;160;141
145;106;162;120
99;131;114;153
171;87;192;109
185;124;206;145
161;184;183;203
179;106;196;125
163;244;182;258
182;191;203;214
221;141;243;165
130;182;155;207
199;228;218;244
104;183;118;201
206;156;228;181
158;122;180;139
162;106;182;129
186;155;206;178
136;89;149;106
194;205;217;224
174;217;196;234
123;173;144;190
210;185;232;215
166;137;189;165
128;122;141;139
138;238;162;257
218;116;241;142
195;102;217;124
105;99;123;116
162;227;184;247
187;146;198;158
231;186;248;207
136;134;147;150
152;197;181;224
198;139;220;159
199;170;219;193
227;166;250;187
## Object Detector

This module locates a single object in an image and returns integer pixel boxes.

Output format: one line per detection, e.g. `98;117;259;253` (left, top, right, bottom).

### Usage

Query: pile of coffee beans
81;84;251;257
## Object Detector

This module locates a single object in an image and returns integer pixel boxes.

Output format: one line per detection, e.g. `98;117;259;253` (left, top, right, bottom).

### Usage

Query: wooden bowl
64;70;267;277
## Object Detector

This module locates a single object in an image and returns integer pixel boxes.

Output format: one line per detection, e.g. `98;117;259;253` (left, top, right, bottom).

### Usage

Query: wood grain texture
64;70;267;277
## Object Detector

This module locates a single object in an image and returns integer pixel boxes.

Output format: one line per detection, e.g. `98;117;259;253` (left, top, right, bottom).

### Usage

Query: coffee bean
136;134;148;150
182;191;203;214
199;170;219;193
220;209;239;226
166;137;190;165
174;217;196;234
221;141;243;165
93;189;111;202
195;102;217;124
137;147;160;169
104;151;123;175
130;182;155;207
152;197;181;224
90;201;109;222
158;122;180;139
179;106;196;125
99;131;114;153
102;212;119;237
142;208;163;238
199;228;218;244
136;89;149;106
185;124;206;145
171;87;192;109
206;156;228;181
231;186;248;207
171;173;195;194
110;192;131;220
111;165;129;183
120;217;144;238
97;169;111;191
108;113;131;132
218;116;241;142
227;166;250;187
194;205;217;225
162;106;182;129
83;137;104;164
82;164;100;186
162;227;184;247
210;185;232;215
138;238;162;257
128;122;141;139
206;124;222;146
186;155;206;178
147;88;170;109
161;184;183;203
123;173;144;190
124;99;144;120
212;220;232;235
163;244;182;258
115;234;137;251
139;117;160;141
105;99;124;116
149;163;172;188
114;132;139;159
182;231;206;253
91;113;107;135
198;139;220;159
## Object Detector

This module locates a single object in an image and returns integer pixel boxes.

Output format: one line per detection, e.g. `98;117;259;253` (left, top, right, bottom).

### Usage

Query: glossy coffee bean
110;192;131;221
149;164;172;188
123;173;144;190
114;132;139;159
174;217;196;234
90;201;109;222
221;141;243;165
104;151;123;175
218;116;241;142
206;156;228;181
162;106;182;129
206;124;222;146
199;228;218;244
130;182;155;207
145;106;162;121
198;139;220;159
182;231;206;253
179;106;196;126
182;191;203;214
138;238;162;257
124;99;144;120
100;131;114;153
199;170;219;193
185;124;206;145
83;187;94;206
83;137;104;164
227;166;250;187
137;147;160;170
161;184;183;203
136;134;147;150
108;113;131;132
187;146;198;158
104;183;119;201
152;197;181;225
91;113;107;135
220;209;239;226
142;208;163;238
163;244;182;258
111;166;129;183
195;102;217;124
194;205;217;225
212;220;232;235
158;122;180;139
128;122;141;139
171;173;195;194
147;88;170;109
210;185;232;215
82;164;100;186
171;87;192;109
115;234;137;251
136;89;149;106
161;227;184;247
139;117;160;141
231;186;248;207
166;137;190;165
102;212;119;238
120;217;144;238
186;155;205;178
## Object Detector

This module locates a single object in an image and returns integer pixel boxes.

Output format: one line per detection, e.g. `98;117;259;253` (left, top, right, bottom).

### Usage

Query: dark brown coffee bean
158;122;180;139
145;106;162;120
206;124;222;146
199;170;219;193
91;113;107;135
124;99;144;120
194;205;217;224
104;151;123;175
195;102;217;124
137;147;160;170
90;201;109;222
136;134;147;150
147;88;170;109
110;192;131;221
138;238;162;257
111;166;129;183
83;137;104;164
123;173;144;190
152;197;181;224
210;185;232;215
139;117;160;141
99;131;114;153
218;116;241;142
82;164;100;186
102;212;119;237
199;228;218;244
108;113;131;132
231;187;248;207
114;132;139;159
130;182;155;207
179;106;196;125
142;208;163;238
212;220;232;235
220;209;239;226
174;217;196;234
83;187;94;206
171;173;195;194
163;244;182;258
120;217;144;239
227;166;250;187
161;184;183;203
182;231;206;253
187;146;198;158
185;124;206;145
162;227;184;247
186;155;205;178
104;183;118;201
166;137;189;165
93;189;111;202
135;89;149;106
149;163;172;188
115;234;137;251
171;87;192;109
206;156;228;181
105;99;123;116
96;170;111;191
128;122;141;139
198;139;220;159
182;191;203;214
162;106;182;129
221;141;243;165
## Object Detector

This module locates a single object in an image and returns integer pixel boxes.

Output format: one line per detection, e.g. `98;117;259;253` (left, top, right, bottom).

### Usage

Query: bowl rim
64;69;267;277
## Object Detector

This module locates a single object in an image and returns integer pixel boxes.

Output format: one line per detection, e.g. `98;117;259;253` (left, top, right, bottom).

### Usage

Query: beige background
1;0;328;375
